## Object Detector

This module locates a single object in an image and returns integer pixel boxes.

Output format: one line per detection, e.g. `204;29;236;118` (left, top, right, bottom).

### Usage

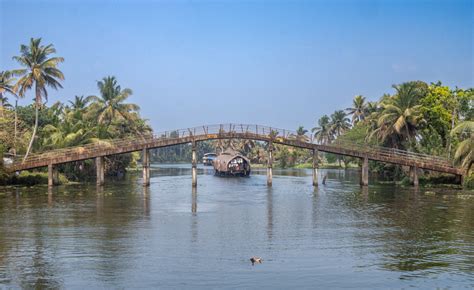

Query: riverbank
2;163;472;189
0;170;69;186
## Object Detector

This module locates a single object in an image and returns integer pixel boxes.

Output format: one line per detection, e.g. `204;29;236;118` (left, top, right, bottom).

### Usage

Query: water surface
1;165;473;288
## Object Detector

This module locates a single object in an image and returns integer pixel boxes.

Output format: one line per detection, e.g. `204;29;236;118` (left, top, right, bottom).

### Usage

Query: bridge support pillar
267;142;273;186
410;166;419;187
459;174;465;186
360;155;369;186
312;149;319;186
96;156;104;186
142;148;150;187
48;163;54;187
192;141;197;187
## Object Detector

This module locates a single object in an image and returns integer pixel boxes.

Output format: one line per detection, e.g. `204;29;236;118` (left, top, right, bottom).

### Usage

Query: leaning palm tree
312;115;332;144
369;81;427;149
346;95;367;125
329;110;351;138
90;76;140;128
450;121;473;173
13;38;64;161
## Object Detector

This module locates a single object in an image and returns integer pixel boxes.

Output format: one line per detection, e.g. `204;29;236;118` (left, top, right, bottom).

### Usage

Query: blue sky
1;0;472;132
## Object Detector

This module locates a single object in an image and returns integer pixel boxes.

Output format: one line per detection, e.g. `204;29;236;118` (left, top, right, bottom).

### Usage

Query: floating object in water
250;257;263;265
214;150;251;177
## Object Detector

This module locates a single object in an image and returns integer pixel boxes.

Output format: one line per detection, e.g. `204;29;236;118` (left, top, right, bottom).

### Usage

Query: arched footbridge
4;124;465;187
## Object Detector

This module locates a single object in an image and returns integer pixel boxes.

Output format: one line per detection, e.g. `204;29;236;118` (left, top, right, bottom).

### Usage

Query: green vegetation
312;80;473;186
1;38;473;188
0;38;151;184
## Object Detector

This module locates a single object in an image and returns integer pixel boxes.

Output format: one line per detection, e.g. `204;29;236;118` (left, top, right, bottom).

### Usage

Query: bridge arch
5;124;464;187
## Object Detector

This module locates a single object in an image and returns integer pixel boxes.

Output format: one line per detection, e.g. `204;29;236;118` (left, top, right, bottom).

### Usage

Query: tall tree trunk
14;99;17;156
0;93;4;118
23;85;41;162
447;108;456;159
23;105;38;162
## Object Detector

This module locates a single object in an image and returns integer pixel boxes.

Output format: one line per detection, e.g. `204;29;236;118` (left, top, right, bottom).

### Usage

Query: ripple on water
0;166;473;288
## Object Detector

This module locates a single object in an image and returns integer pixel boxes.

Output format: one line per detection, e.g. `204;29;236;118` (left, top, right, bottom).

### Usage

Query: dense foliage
313;81;473;182
0;38;151;182
1;38;473;187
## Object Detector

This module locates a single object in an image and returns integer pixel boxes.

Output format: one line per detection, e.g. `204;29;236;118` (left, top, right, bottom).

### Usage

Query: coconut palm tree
0;71;18;118
370;81;427;149
0;70;22;155
0;95;12;117
312;115;332;144
450;121;473;172
238;139;255;154
90;76;140;129
294;126;309;142
329;110;351;138
346;95;367;125
13;38;64;160
365;101;379;115
69;95;92;111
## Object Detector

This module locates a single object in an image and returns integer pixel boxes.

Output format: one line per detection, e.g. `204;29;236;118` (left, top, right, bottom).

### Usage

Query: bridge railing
7;123;453;169
328;140;451;167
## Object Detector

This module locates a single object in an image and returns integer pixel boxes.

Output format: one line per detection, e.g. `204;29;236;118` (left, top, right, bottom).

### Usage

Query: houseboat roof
214;150;250;164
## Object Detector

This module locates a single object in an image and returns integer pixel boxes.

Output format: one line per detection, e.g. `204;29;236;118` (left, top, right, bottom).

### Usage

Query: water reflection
191;186;197;215
0;166;473;288
266;187;273;242
143;186;150;217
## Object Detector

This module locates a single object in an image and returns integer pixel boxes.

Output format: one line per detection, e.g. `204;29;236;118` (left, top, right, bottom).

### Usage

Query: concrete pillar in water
410;165;419;187
267;142;273;186
192;141;197;187
459;174;465;186
96;156;104;186
142;148;150;187
312;149;319;186
48;163;54;187
360;155;369;186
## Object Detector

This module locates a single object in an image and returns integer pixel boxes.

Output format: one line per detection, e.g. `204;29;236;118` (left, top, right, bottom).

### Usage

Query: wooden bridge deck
5;124;464;176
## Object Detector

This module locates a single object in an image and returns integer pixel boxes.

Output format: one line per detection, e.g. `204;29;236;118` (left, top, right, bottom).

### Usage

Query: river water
0;164;473;289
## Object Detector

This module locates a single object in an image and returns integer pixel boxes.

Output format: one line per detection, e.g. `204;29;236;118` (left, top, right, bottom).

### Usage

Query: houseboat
202;153;217;166
213;151;251;176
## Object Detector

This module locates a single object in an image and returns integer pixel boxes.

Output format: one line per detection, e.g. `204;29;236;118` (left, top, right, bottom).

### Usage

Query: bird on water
250;257;263;265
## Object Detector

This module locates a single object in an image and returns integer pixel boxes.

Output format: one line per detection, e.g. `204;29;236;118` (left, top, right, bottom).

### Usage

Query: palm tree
0;70;21;155
0;95;12;117
294;126;309;142
90;76;140;129
312;115;332;144
69;95;92;111
346;95;367;125
365;101;379;115
450;121;473;173
238;139;255;154
0;71;17;118
329;110;351;138
370;81;427;149
13;38;64;160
